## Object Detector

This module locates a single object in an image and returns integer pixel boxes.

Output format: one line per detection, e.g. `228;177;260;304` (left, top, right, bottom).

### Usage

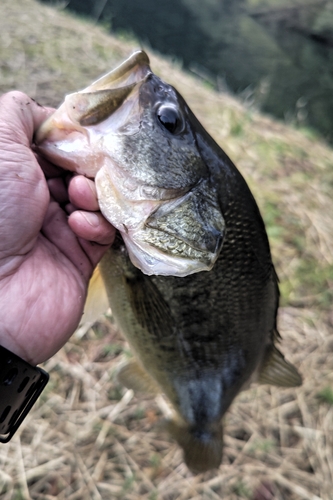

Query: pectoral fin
258;345;302;387
117;359;160;395
124;271;175;340
80;266;109;326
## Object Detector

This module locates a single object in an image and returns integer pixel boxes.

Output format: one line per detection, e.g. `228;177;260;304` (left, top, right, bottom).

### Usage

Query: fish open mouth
35;51;152;176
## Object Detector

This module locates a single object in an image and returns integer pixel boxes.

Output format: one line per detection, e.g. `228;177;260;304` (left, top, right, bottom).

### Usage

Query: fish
35;50;302;474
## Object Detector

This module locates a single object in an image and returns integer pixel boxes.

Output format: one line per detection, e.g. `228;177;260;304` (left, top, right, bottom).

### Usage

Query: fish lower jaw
37;142;101;176
121;233;215;277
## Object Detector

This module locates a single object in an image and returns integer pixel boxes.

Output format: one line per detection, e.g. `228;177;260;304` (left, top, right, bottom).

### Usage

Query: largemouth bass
36;51;301;473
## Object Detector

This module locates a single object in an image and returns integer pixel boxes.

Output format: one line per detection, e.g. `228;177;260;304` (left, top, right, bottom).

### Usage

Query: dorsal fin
258;345;302;387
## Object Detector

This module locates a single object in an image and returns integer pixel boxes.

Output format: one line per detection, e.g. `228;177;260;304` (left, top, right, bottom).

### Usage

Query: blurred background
40;0;333;143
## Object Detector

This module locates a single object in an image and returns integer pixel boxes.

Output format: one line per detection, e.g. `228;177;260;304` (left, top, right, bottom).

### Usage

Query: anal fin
117;359;160;395
258;346;302;387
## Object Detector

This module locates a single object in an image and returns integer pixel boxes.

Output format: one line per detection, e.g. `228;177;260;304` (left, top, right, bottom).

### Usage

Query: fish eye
157;106;182;134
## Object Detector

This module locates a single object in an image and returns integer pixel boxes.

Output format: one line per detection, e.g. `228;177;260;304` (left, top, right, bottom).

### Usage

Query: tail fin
166;420;223;474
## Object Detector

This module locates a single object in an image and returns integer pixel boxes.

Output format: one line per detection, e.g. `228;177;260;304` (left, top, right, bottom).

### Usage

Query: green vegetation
103;343;124;357
233;480;253;498
12;492;25;500
134;406;146;420
122;473;136;493
250;438;277;454
149;454;161;468
317;386;333;405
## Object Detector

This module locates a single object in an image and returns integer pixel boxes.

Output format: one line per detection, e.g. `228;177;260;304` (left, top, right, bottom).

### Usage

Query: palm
1;235;88;364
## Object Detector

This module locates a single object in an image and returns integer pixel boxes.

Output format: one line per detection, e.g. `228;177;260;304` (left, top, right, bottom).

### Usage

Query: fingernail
87;178;97;197
82;212;100;227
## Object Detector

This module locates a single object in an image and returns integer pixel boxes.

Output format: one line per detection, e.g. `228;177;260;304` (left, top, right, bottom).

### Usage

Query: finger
35;151;66;178
42;200;94;282
68;211;116;246
77;238;112;269
68;175;100;211
47;177;69;205
65;203;76;215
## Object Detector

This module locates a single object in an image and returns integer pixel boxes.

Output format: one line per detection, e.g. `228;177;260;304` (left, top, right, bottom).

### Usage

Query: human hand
0;92;115;365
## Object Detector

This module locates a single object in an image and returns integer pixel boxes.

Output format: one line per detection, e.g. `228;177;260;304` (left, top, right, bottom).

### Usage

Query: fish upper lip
35;51;152;146
85;50;151;91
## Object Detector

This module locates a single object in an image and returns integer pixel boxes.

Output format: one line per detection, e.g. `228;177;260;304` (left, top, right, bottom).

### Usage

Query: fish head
36;51;225;277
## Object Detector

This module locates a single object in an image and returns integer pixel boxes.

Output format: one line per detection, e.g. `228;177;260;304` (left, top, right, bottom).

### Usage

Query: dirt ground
0;1;333;499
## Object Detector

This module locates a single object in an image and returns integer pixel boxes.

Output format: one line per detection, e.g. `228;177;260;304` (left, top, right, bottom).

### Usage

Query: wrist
0;345;49;442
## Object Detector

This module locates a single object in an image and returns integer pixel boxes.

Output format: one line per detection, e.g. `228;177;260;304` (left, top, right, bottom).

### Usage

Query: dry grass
1;0;333;498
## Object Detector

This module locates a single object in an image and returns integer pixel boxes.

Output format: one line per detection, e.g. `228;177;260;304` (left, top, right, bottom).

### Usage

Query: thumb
0;91;54;147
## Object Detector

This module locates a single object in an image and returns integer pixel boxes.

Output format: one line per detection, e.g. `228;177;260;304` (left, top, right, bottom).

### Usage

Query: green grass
250;438;277;454
103;343;124;356
122;473;136;493
233;480;253;498
317;387;333;406
295;262;333;308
